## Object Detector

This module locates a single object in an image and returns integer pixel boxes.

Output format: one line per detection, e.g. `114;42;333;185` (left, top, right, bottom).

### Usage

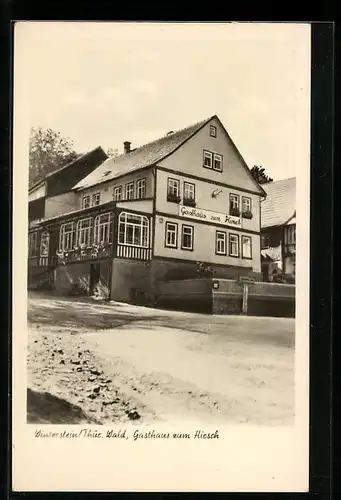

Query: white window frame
28;231;38;257
209;125;217;138
125;182;135;200
213;153;223;172
59;222;75;252
167;178;180;197
165;222;178;248
82;195;90;209
242;235;252;259
113;185;122;201
94;212;113;244
181;225;194;251
92;193;101;206
229;233;239;257
216;231;226;255
230;193;240;210
76;218;93;247
203;150;213;168
40;231;50;257
184;181;195;200
136;178;147;200
242;196;252;213
118;212;149;248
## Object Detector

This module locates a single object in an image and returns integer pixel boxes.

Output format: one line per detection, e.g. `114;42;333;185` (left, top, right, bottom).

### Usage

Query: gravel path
27;293;295;425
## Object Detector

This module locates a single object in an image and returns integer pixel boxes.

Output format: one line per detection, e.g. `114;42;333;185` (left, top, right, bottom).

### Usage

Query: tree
250;165;273;185
29;127;79;187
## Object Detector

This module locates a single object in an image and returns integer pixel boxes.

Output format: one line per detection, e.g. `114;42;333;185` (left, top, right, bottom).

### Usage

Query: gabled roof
29;146;107;193
72;115;265;195
73;117;213;190
261;177;296;229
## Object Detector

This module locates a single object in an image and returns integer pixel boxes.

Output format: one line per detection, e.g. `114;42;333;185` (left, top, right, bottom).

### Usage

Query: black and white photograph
12;22;310;492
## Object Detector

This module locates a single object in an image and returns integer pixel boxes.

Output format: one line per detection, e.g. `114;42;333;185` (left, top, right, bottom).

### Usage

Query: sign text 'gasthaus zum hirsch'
178;205;242;228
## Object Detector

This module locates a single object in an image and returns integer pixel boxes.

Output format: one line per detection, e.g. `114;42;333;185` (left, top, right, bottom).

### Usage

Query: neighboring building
260;177;296;282
28;146;108;224
27;115;266;302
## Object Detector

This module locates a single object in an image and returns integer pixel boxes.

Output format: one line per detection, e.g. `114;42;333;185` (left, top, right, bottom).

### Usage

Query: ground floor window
229;233;239;257
181;224;194;251
215;231;226;255
28;231;38;257
94;212;113;244
241;235;252;259
59;222;75;251
76;218;93;247
118;212;149;247
40;231;50;257
165;222;178;248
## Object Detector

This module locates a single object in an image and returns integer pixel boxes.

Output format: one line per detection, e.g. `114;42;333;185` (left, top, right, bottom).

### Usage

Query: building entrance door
89;263;100;295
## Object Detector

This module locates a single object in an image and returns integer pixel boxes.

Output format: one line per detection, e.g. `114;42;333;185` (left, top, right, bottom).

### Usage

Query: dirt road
27;293;295;425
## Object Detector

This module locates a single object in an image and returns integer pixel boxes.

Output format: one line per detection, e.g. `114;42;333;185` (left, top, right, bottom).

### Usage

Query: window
229;193;240;215
229;233;239;257
215;231;226;255
242;235;252;259
92;193;100;206
28;231;38;257
184;181;195;200
284;225;296;245
210;125;217;138
167;178;180;202
59;222;75;251
125;182;134;200
165;222;178;248
203;150;212;168
167;178;180;197
136;178;147;199
94;213;113;244
40;231;50;257
242;196;252;214
213;153;223;172
76;218;92;247
82;196;90;209
261;234;270;249
181;225;194;251
118;212;149;247
113;186;122;201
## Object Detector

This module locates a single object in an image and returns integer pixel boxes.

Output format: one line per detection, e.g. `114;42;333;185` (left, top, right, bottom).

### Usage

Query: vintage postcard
12;22;310;492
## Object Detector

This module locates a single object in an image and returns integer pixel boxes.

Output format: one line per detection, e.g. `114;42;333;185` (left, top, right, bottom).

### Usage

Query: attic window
210;125;217;138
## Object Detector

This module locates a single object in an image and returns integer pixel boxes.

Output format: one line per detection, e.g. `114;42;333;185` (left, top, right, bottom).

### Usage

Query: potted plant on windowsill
229;207;240;217
167;192;181;204
242;210;253;219
183;197;196;207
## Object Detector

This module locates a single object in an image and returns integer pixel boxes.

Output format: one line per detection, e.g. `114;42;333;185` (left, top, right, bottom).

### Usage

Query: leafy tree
29;127;79;187
250;165;273;185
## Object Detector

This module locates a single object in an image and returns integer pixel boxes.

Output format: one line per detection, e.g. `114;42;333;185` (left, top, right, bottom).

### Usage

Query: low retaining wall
154;278;212;313
155;278;295;318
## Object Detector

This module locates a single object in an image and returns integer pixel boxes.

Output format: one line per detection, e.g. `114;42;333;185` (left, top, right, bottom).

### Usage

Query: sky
15;22;311;181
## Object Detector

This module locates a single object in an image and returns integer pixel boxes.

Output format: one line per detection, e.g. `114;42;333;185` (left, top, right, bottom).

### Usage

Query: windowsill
167;197;181;204
183;199;196;207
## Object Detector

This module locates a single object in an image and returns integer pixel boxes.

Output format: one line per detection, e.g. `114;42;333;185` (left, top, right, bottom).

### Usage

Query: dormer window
210;125;217;138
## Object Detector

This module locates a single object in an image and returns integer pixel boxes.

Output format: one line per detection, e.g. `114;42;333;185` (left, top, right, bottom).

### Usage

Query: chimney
123;141;131;154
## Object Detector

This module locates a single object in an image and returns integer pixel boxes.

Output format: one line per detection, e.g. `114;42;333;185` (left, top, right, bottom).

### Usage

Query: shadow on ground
27;388;99;424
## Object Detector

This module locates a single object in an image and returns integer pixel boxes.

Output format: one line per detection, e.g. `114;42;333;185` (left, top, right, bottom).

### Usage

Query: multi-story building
27;115;266;302
260;177;296;282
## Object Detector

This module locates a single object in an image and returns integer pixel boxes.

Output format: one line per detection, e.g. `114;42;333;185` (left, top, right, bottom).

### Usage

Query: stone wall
110;259;151;304
54;259;111;298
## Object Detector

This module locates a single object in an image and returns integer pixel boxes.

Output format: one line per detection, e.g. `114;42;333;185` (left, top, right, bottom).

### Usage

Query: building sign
179;205;241;228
